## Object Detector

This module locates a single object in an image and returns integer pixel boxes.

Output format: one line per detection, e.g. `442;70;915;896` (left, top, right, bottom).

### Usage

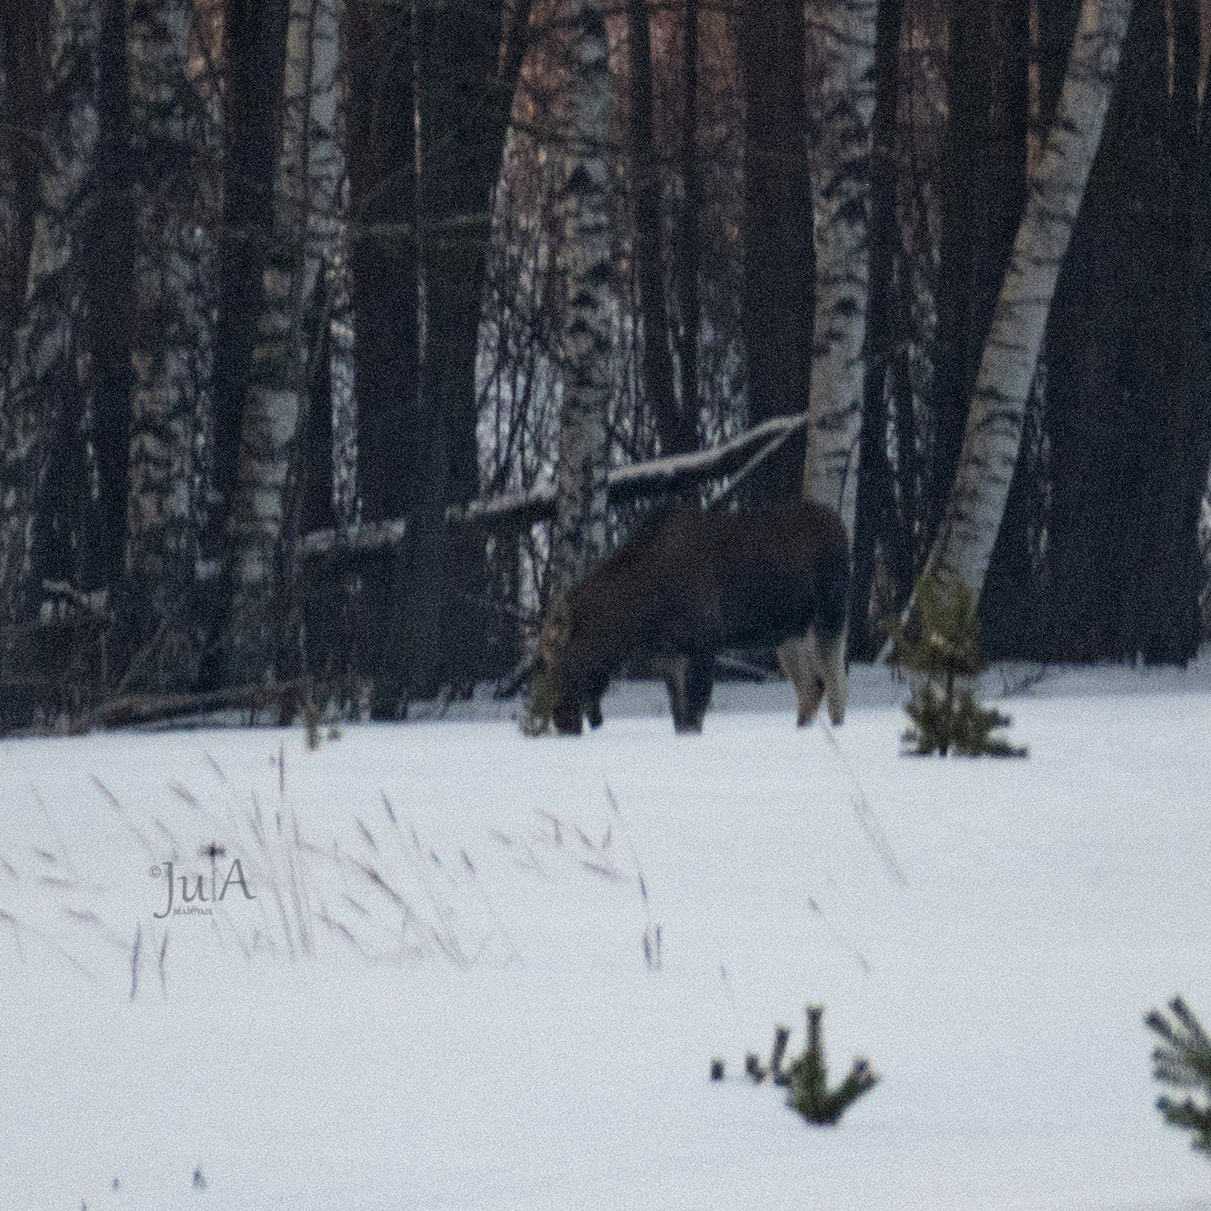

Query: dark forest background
1;0;1210;729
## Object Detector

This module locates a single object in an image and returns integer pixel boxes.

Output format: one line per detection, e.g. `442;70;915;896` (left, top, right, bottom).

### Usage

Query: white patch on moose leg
775;639;806;722
777;635;825;727
820;625;848;726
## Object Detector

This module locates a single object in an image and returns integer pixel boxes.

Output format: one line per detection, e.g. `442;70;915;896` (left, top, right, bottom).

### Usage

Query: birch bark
124;0;218;631
225;0;349;679
548;0;613;597
916;0;1133;604
328;240;358;528
802;0;878;539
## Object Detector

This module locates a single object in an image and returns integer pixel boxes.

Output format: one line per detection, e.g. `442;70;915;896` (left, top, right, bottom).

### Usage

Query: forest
1;0;1209;728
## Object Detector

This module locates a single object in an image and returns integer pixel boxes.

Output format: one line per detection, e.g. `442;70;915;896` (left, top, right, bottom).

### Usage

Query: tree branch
299;412;807;557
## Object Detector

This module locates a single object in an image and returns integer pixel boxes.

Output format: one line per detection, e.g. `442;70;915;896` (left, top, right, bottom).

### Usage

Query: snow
2;664;1211;1209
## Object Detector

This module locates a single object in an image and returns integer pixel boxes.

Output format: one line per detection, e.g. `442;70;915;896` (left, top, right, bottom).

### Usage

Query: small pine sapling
711;1004;878;1126
894;576;1026;757
1146;996;1211;1154
784;1005;879;1126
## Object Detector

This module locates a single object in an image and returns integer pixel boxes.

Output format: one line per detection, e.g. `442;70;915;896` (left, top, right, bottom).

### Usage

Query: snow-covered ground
2;664;1211;1210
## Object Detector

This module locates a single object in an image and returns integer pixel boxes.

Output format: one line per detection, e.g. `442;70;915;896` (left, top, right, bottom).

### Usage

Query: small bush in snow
784;1005;879;1126
712;1004;878;1126
894;577;1026;757
1146;996;1211;1154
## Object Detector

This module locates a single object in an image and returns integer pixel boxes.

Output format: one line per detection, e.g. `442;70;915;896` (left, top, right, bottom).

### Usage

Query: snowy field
2;663;1211;1210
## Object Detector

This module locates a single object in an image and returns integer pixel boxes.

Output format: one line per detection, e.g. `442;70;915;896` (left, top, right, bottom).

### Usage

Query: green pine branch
1146;996;1211;1154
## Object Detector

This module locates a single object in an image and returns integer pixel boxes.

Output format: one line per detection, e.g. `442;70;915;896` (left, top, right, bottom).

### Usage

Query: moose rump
541;499;850;734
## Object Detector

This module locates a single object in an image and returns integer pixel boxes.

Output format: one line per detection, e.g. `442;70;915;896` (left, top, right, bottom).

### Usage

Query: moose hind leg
684;654;714;733
818;624;848;725
777;635;825;727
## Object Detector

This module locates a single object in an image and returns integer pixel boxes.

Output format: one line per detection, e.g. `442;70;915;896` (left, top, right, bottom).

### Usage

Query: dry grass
0;749;662;996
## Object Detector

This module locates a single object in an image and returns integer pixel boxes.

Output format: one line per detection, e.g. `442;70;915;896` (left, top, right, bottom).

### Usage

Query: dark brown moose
540;499;850;734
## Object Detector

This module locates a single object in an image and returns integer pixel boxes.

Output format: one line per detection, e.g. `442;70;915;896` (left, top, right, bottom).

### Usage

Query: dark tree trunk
739;0;812;506
417;1;532;507
1044;0;1197;663
348;3;418;530
340;2;420;697
0;0;101;624
213;0;287;533
1138;0;1207;663
1172;76;1211;660
848;0;906;659
376;0;532;713
0;0;47;351
202;0;286;690
78;0;132;602
929;0;1029;542
627;0;677;459
675;0;701;459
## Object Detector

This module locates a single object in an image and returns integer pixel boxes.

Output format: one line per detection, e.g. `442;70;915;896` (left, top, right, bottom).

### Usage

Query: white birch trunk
0;0;100;622
916;0;1132;605
549;0;613;597
329;240;358;528
802;0;878;539
124;0;218;623
225;0;349;678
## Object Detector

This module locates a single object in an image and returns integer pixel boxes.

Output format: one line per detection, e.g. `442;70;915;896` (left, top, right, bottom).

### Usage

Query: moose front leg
662;656;690;732
662;653;714;733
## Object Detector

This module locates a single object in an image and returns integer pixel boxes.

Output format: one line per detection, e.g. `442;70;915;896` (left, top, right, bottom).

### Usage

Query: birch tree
328;241;358;528
802;0;878;539
911;0;1133;613
548;0;613;598
225;0;350;681
124;0;218;645
0;0;100;623
526;0;614;732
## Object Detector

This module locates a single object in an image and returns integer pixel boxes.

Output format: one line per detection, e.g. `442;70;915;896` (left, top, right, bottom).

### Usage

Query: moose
539;499;850;735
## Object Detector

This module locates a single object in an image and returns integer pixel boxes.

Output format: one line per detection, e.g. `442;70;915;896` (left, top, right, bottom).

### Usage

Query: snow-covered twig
299;414;808;558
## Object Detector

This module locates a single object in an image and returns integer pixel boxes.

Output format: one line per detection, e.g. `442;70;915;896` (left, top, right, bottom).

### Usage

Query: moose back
540;500;850;734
